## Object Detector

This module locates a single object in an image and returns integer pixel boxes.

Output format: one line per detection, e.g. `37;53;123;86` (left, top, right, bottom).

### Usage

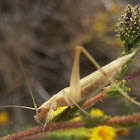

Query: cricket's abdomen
80;66;120;100
80;52;135;100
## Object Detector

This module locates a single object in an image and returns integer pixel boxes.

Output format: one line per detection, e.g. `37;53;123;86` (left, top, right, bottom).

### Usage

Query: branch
1;122;83;140
83;88;109;109
1;113;140;140
123;69;140;81
105;113;140;125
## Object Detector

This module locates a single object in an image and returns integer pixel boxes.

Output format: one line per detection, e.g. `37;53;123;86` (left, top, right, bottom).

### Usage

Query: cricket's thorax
40;88;70;109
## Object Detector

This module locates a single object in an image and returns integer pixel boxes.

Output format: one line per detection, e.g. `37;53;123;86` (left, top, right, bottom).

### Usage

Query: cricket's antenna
0;13;38;115
0;105;35;110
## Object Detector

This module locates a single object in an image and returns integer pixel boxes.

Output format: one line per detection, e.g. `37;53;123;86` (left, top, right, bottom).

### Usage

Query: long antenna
0;13;38;115
0;105;35;110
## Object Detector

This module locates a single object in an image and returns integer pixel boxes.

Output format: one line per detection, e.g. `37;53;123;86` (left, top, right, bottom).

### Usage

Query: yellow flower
72;108;104;122
89;126;116;140
0;112;9;126
71;114;82;122
90;108;104;116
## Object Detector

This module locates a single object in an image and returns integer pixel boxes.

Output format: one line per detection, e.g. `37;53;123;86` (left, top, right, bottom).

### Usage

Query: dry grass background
0;0;139;139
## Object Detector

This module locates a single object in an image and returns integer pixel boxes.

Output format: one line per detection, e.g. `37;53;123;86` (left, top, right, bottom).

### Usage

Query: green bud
116;4;140;51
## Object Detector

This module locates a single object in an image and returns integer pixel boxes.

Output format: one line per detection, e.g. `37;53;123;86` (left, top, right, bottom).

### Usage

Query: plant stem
1;113;140;140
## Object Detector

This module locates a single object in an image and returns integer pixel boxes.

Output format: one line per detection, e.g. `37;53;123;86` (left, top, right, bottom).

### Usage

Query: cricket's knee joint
72;96;81;103
76;46;83;51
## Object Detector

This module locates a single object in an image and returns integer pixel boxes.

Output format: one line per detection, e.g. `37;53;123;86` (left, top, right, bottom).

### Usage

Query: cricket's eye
37;108;41;113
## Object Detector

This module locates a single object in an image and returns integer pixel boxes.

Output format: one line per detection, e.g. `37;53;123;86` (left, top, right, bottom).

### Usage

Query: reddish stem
83;88;109;109
105;113;140;125
2;113;140;140
123;69;140;81
1;121;83;140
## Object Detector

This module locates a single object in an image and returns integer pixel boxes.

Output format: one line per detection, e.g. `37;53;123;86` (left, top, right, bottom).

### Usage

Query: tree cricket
33;47;140;125
0;15;140;127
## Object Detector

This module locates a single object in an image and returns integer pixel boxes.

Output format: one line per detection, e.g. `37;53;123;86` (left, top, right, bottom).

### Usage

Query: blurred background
0;0;139;139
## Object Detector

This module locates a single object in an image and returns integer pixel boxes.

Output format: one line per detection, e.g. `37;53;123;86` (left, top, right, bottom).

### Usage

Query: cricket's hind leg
75;46;140;106
68;47;89;115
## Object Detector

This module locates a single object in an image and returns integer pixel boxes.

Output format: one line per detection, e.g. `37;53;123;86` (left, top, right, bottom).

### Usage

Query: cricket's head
34;106;49;123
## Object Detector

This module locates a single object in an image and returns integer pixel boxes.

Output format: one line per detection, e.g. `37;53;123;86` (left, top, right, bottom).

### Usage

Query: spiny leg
77;46;140;106
47;98;57;121
43;98;57;130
